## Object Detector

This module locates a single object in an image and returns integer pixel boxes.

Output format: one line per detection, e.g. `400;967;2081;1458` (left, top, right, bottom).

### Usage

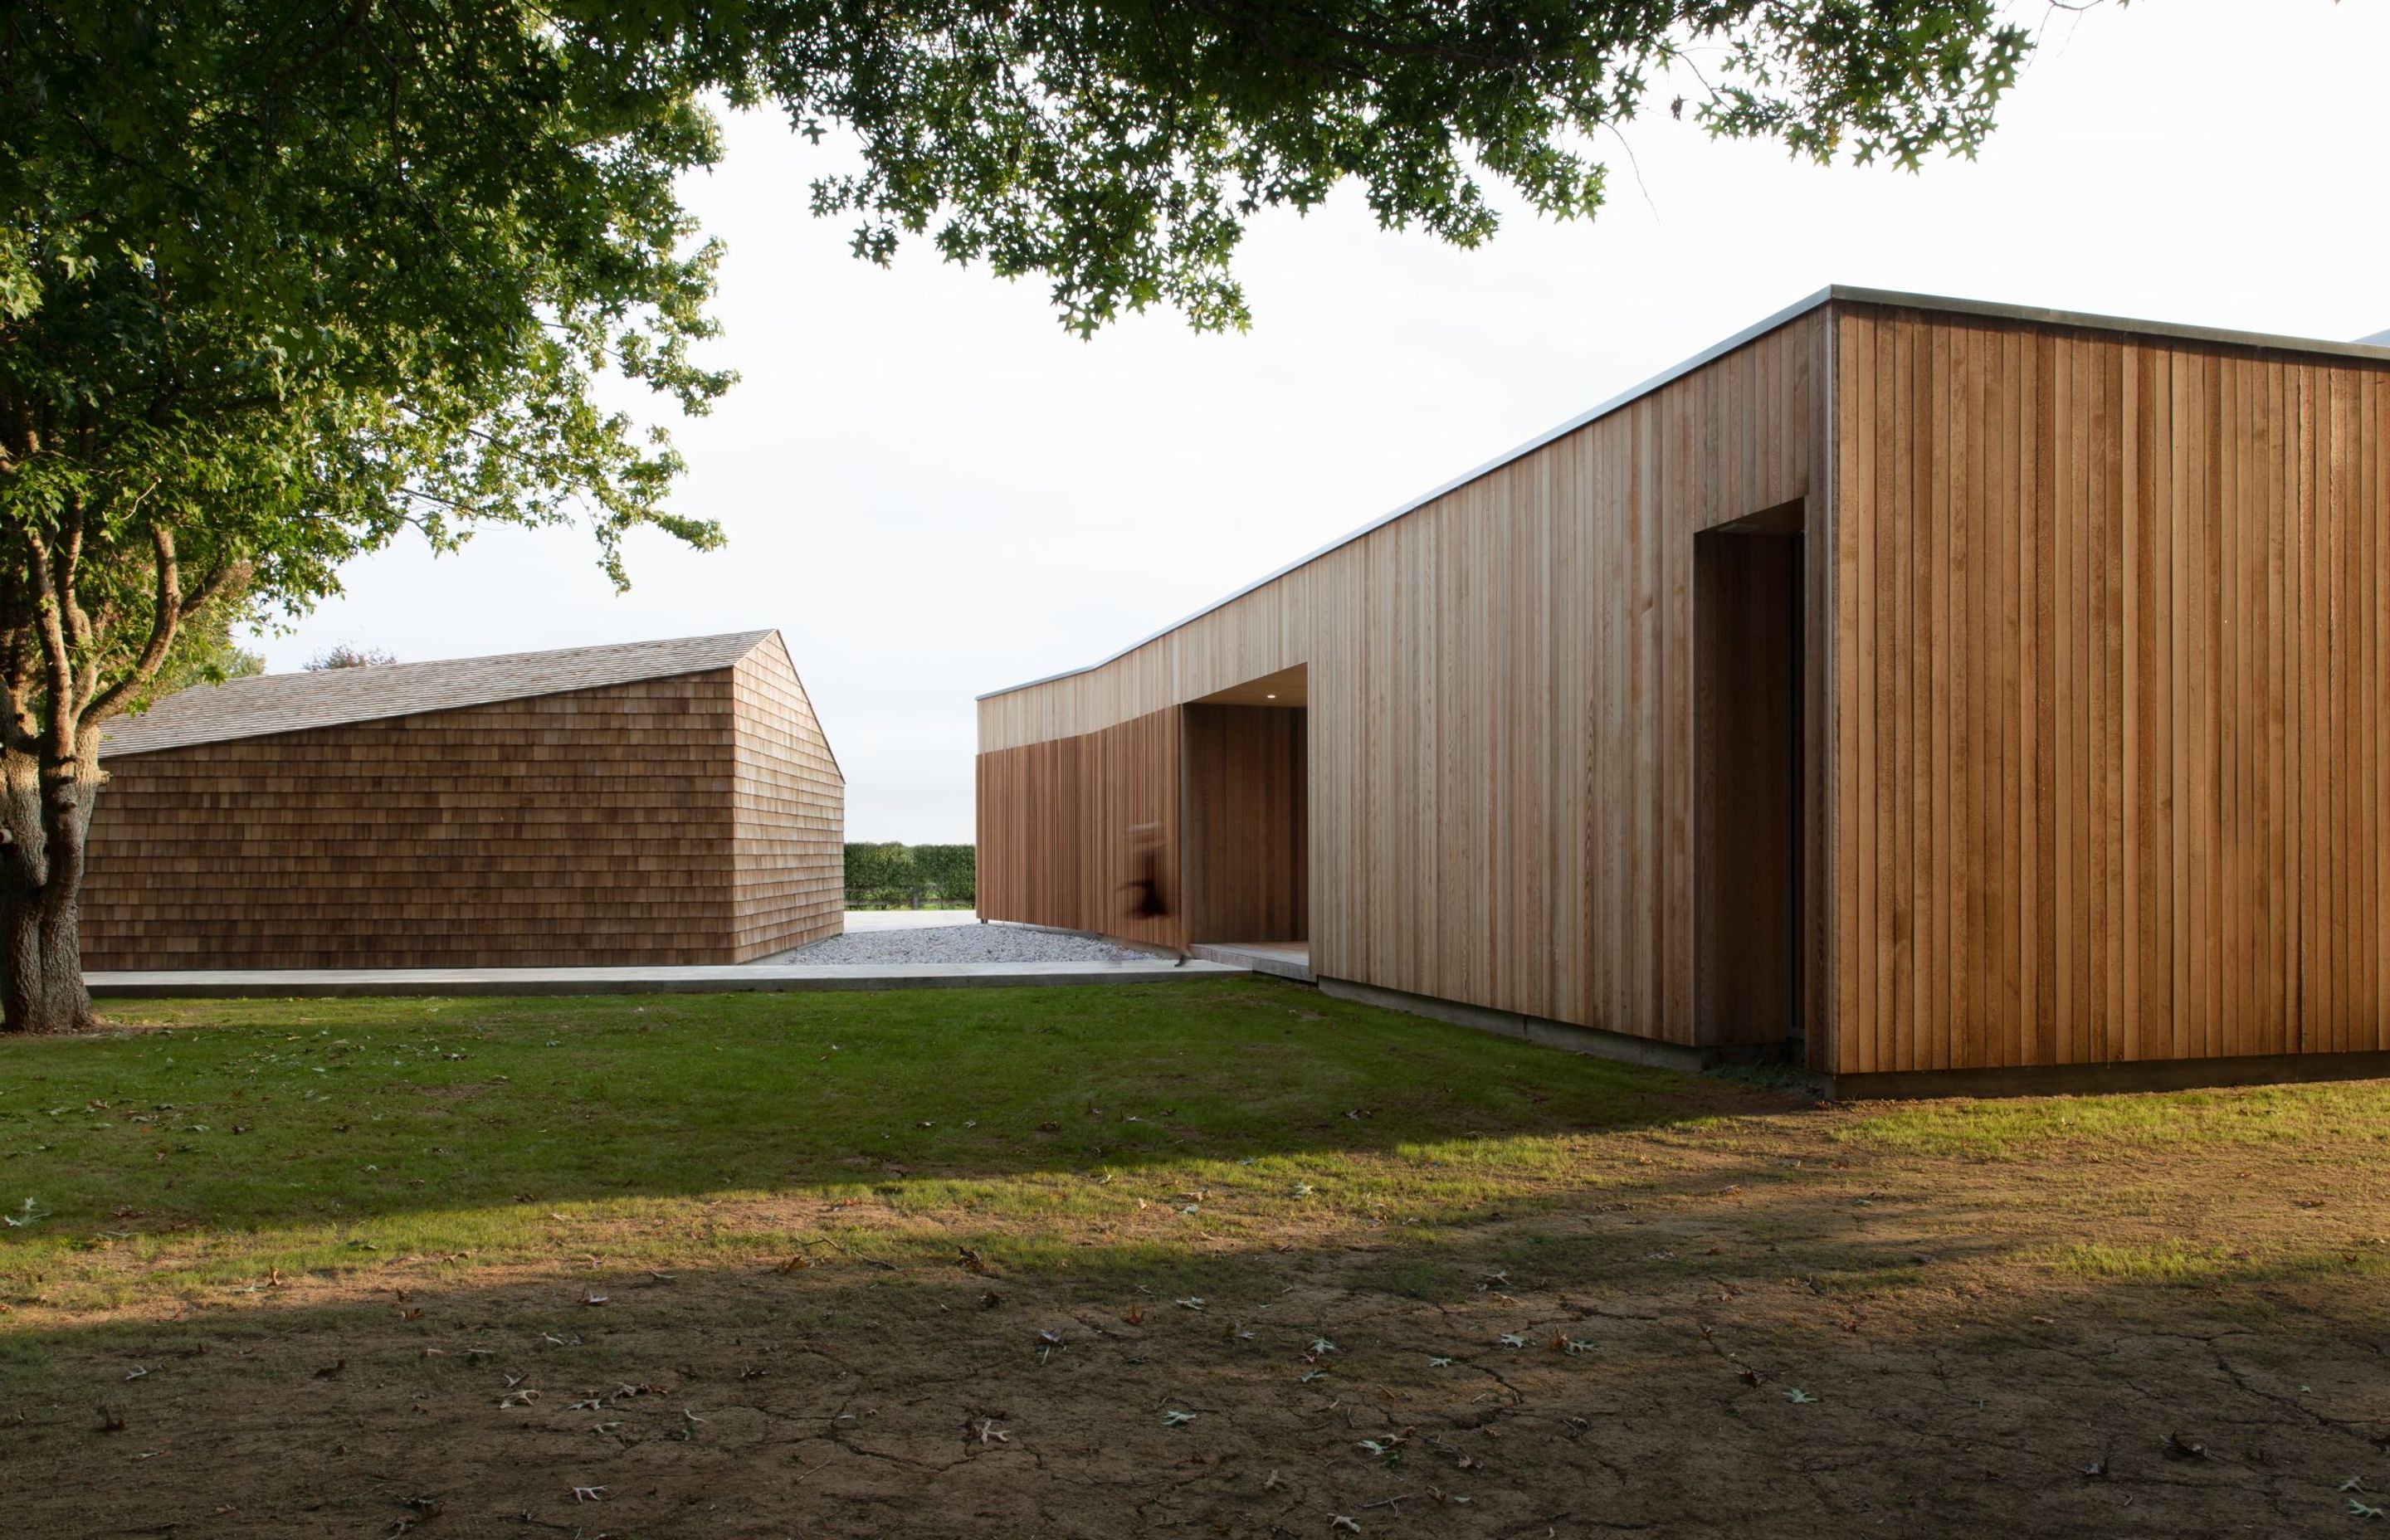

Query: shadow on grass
0;978;1809;1245
2;1159;2384;1540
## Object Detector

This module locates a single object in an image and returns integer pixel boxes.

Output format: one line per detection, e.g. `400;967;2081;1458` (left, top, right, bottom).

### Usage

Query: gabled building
86;630;842;968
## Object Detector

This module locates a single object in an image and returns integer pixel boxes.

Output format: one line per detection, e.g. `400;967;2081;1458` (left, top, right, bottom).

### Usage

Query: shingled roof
100;630;777;758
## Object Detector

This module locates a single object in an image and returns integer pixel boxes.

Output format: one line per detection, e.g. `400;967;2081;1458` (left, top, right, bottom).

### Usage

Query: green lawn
7;982;2390;1538
0;979;1739;1307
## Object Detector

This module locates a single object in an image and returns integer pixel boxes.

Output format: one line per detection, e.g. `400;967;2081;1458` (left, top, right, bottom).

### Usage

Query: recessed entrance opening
1182;666;1309;969
1695;504;1803;1051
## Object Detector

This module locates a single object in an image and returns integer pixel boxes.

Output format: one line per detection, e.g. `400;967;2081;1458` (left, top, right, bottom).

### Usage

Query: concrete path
85;958;1246;1001
1191;941;1314;982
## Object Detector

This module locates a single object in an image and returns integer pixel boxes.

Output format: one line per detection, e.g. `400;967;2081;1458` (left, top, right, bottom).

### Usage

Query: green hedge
844;842;975;909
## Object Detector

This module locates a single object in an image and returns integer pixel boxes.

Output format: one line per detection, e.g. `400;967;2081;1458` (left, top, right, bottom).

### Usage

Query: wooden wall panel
1183;704;1308;943
977;737;1086;931
977;706;1184;950
728;641;846;960
83;674;747;967
1828;307;2390;1074
981;312;1832;1048
985;294;2390;1078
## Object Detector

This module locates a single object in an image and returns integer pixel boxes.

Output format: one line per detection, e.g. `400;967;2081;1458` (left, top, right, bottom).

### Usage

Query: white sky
250;0;2390;841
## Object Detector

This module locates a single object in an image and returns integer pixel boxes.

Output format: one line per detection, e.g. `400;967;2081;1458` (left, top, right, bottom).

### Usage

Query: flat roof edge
979;286;2390;703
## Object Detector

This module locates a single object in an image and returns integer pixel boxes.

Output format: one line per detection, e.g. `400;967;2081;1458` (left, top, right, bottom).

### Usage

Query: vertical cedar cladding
977;707;1183;950
1829;305;2390;1074
979;309;1833;1047
1180;704;1309;945
983;292;2390;1076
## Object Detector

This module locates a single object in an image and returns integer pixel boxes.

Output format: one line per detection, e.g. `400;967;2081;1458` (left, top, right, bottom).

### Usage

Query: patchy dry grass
2;981;2388;1538
0;982;1724;1307
1837;1079;2390;1158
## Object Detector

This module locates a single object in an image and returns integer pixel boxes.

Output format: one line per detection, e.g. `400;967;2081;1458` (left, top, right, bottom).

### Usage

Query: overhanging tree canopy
0;0;2051;1029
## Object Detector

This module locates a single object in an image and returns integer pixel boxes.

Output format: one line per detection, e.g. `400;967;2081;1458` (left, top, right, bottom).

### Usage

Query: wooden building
978;289;2390;1092
85;631;843;968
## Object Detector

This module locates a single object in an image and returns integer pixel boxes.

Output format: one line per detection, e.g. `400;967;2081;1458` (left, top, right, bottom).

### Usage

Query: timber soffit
102;629;778;758
980;284;2390;702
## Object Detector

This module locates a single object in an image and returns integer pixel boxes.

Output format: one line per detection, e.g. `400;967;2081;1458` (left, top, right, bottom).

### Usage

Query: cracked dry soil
5;1094;2388;1538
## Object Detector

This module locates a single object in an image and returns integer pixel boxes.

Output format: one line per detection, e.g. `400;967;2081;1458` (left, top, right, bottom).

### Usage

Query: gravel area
760;920;1154;966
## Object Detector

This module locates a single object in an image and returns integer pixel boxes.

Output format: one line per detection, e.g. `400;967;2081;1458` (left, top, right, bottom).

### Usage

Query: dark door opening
1180;676;1309;950
1695;505;1803;1050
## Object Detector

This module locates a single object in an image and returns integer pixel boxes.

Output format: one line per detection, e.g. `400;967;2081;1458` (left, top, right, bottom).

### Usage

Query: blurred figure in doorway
1121;822;1188;965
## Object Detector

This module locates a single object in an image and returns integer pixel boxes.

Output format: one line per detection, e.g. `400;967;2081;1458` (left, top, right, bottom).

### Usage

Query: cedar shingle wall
728;644;846;959
81;673;752;968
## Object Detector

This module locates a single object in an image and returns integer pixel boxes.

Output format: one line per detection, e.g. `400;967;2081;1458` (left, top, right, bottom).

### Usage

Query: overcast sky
247;0;2390;842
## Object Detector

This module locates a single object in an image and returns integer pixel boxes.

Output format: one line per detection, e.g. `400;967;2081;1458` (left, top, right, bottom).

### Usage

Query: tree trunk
0;745;99;1035
2;885;95;1034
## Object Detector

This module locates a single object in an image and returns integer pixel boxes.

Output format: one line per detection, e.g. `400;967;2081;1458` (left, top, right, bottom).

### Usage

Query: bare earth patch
7;1101;2389;1536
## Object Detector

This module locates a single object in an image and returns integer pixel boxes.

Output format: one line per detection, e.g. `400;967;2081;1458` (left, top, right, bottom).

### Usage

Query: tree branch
20;529;80;765
76;524;199;730
0;625;43;758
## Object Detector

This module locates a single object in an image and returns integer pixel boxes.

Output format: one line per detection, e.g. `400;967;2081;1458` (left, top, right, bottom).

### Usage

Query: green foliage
758;0;2043;334
0;0;744;1019
0;0;2052;714
2;2;733;636
142;602;266;701
842;841;914;898
907;843;977;906
845;841;973;907
0;0;2058;1018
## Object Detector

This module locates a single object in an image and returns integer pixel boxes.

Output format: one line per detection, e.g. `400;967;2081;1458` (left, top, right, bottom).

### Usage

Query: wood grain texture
982;311;1832;1049
1182;704;1309;943
976;705;1184;949
82;654;845;968
981;297;2390;1078
1829;305;2390;1073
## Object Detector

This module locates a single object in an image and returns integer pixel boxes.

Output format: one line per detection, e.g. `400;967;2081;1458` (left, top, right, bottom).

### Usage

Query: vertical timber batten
979;308;1829;1052
1830;303;2390;1079
978;292;2390;1086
